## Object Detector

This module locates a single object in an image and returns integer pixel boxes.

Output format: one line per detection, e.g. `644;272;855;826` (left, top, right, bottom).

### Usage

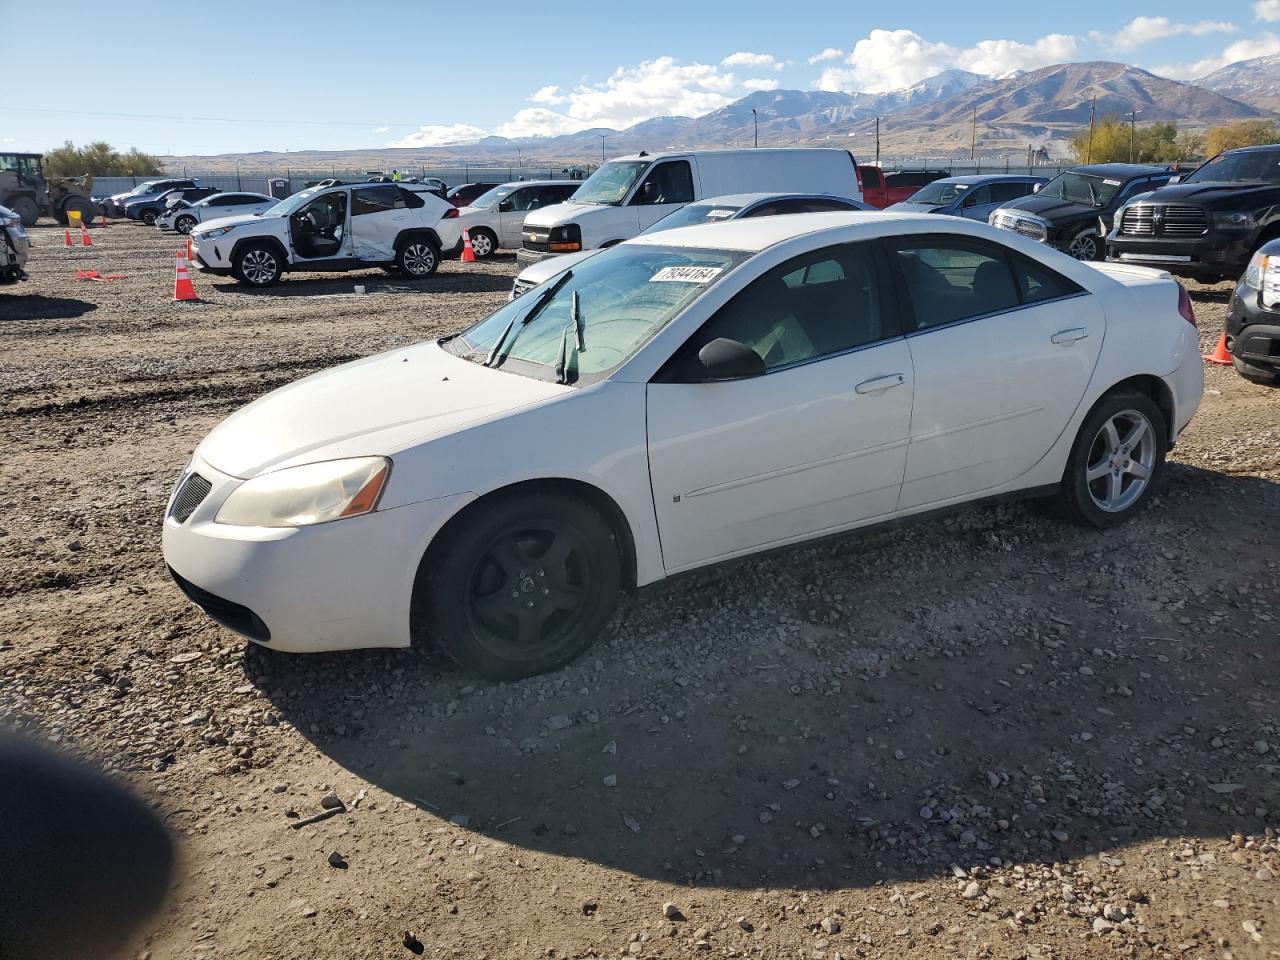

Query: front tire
141;208;159;226
1066;229;1101;261
175;215;197;234
10;196;39;226
1056;391;1166;528
1232;354;1280;386
396;238;439;278
468;228;496;259
417;493;622;680
232;243;283;287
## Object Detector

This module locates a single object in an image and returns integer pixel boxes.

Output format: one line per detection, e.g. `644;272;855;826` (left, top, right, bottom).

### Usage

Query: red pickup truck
857;166;951;209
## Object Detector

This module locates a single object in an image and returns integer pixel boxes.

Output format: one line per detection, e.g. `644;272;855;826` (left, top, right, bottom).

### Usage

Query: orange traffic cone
80;226;92;247
460;227;476;263
64;229;73;247
173;254;198;302
1203;332;1232;366
186;236;193;262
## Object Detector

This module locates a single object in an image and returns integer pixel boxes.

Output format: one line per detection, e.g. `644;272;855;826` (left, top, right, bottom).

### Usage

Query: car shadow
0;295;98;321
209;269;514;298
245;463;1279;891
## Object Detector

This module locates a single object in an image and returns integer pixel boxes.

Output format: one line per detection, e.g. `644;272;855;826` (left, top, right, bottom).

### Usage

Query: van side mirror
1032;183;1042;192
498;199;514;212
1167;175;1182;185
697;338;765;381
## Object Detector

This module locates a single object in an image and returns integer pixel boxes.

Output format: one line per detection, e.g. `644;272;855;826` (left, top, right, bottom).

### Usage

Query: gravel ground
1;221;1278;960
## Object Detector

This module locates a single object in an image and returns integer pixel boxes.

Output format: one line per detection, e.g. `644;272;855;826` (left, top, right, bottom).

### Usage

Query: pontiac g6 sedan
163;213;1204;679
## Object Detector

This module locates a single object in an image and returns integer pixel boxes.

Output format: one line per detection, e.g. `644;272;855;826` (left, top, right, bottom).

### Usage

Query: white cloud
814;28;1077;94
372;126;389;133
529;85;564;105
1151;31;1280;78
722;51;784;71
743;78;781;92
1257;1;1280;22
495;108;585;139
808;47;845;64
388;123;487;147
1091;16;1236;52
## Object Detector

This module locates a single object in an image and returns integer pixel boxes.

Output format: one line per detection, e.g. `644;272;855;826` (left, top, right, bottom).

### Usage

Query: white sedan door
646;242;914;573
888;235;1105;510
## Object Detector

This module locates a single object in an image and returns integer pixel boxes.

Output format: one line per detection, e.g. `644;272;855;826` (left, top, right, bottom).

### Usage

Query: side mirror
697;338;765;381
1167;175;1182;184
1032;183;1042;192
498;199;514;212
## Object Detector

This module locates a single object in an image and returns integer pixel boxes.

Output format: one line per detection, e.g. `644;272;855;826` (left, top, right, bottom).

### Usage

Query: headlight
215;457;390;527
1244;251;1270;291
548;223;581;252
197;225;236;240
1213;211;1256;231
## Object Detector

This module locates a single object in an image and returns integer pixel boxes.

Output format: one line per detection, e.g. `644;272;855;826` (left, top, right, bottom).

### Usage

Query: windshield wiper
554;291;586;385
485;270;574;368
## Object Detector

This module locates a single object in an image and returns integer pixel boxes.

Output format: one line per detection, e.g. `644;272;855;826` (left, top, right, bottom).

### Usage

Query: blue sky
5;0;1280;155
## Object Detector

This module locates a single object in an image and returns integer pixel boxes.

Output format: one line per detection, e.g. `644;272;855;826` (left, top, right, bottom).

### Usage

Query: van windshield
570;161;650;205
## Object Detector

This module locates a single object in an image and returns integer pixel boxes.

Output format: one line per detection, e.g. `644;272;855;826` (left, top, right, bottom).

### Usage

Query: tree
1069;117;1200;164
1203;120;1280;156
41;141;164;177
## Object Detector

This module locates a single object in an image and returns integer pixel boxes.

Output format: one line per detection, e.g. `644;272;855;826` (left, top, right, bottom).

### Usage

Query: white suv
158;192;275;234
190;181;463;287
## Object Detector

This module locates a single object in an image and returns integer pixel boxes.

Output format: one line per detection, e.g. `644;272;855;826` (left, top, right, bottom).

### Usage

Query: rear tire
141;208;159;226
9;196;38;227
416;493;622;679
1055;391;1166;528
396;238;439;278
175;215;198;234
468;228;497;259
1232;354;1280;386
232;243;283;287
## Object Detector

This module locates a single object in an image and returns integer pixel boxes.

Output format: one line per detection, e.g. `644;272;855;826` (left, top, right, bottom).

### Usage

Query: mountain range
164;57;1280;172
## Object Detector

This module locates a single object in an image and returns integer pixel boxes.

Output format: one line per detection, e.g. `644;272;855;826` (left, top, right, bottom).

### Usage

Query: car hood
521;200;605;229
192;213;265;234
517;248;598;287
1130;181;1280;207
196;342;567;478
886;201;946;214
1001;194;1100;220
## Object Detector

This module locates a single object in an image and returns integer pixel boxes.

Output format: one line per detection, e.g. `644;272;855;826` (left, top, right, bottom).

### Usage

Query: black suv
989;163;1174;261
1224;236;1280;385
1107;144;1280;282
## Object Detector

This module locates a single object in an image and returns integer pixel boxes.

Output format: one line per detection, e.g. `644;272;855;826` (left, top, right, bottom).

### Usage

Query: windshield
1185;149;1280;184
466;185;512;210
123;180;160;197
260;189;322;218
448;244;749;381
643;203;743;233
901;181;969;205
570;161;650;205
1036;172;1123;208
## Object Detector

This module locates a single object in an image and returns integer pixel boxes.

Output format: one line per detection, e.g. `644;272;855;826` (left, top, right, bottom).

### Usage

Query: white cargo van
516;148;861;265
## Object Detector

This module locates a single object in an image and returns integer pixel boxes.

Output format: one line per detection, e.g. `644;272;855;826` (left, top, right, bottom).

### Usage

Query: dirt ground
1;221;1277;960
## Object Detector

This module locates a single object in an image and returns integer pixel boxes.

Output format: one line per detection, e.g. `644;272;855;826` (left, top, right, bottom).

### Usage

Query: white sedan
157;192;275;234
163;213;1203;679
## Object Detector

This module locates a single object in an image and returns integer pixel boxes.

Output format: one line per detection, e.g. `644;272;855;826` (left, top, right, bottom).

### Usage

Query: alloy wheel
402;243;437;276
1084;409;1156;512
1068;233;1098;260
241;249;278;285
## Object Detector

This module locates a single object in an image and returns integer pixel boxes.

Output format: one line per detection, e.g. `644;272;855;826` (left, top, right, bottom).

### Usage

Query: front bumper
1227;284;1280;371
1106;232;1254;281
162;455;474;652
190;238;234;274
516;247;565;266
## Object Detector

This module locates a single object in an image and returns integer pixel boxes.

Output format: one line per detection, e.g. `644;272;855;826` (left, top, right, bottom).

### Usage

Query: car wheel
417;493;622;679
10;196;38;226
1231;354;1280;386
1067;229;1100;261
232;243;283;287
1056;391;1166;528
468;228;496;259
141;208;159;226
175;215;198;234
396;238;439;278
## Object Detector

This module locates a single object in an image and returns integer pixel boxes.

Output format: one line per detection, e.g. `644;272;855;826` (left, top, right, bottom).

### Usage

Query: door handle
1051;327;1089;345
854;373;905;394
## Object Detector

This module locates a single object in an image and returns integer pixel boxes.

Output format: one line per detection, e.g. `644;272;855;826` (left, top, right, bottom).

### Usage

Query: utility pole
970;106;977;160
1128;109;1137;163
875;116;882;165
1085;95;1098;164
597;134;607;163
752;108;758;148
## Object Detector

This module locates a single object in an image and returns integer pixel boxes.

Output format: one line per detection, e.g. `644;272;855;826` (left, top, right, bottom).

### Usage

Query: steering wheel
302;210;323;232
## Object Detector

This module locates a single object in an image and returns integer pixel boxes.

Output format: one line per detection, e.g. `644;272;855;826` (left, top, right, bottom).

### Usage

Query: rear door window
352;186;404;215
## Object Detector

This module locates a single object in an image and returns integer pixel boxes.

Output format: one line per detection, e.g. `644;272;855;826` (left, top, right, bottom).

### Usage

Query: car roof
1068;163;1171;179
629;210;976;253
491;179;581;188
928;174;1044;185
1217;143;1280;154
688;192;858;207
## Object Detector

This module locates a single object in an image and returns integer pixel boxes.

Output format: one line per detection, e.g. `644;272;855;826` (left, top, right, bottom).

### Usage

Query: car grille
993;211;1046;241
169;472;211;523
511;277;537;298
1119;204;1207;237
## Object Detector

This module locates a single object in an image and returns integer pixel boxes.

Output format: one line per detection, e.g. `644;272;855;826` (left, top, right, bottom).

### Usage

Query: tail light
442;207;459;219
1176;282;1197;326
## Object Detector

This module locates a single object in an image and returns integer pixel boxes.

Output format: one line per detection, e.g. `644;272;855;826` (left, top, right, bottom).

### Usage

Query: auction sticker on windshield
650;266;724;283
705;209;736;219
1103;179;1121;186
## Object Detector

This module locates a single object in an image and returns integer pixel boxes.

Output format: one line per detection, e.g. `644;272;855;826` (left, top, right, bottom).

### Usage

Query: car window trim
881;233;1090;337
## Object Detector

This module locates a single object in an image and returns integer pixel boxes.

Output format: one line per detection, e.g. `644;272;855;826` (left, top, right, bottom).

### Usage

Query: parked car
457;181;582;258
1224;238;1280;385
886;175;1047;219
127;186;220;225
164;211;1202;679
1106;144;1280;282
518;148;863;264
446;182;501;208
99;178;197;218
158;192;276;234
989;163;1174;260
0;204;31;285
858;166;951;208
189;181;462;287
510;192;876;298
